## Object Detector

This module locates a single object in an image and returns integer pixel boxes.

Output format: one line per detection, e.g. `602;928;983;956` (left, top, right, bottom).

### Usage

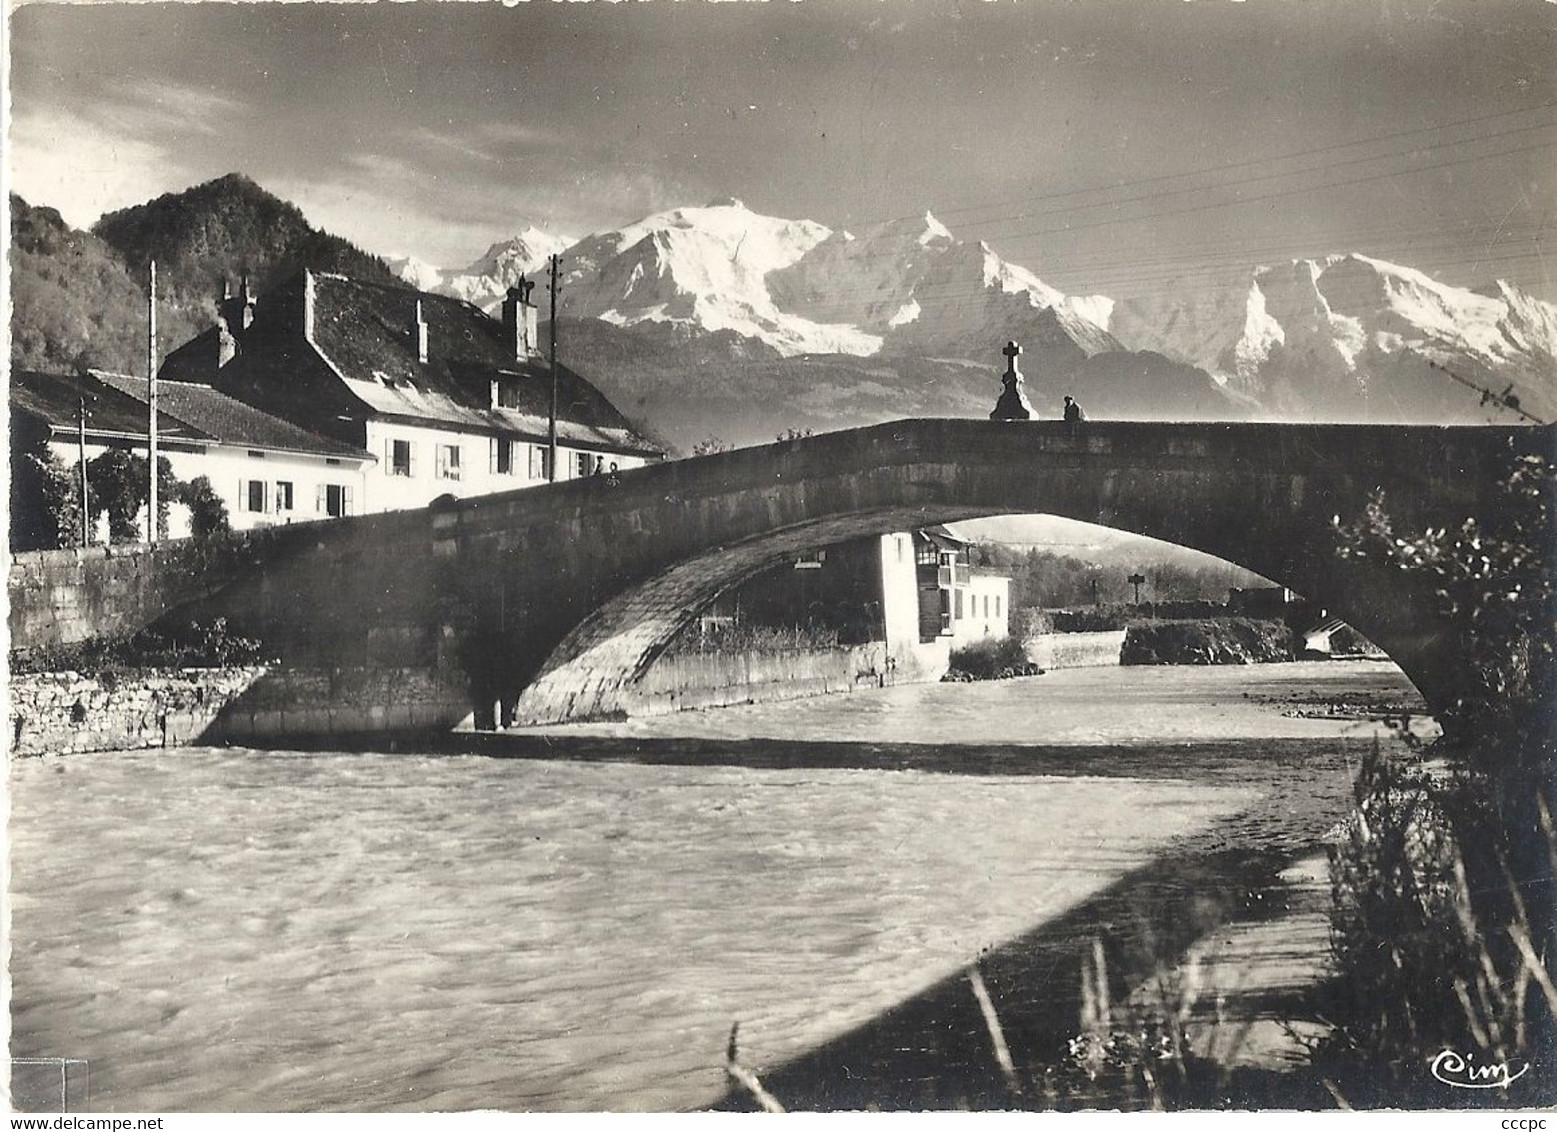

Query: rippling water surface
9;662;1419;1111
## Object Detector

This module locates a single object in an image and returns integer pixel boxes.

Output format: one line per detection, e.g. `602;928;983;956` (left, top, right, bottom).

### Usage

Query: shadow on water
299;728;1374;788
709;839;1335;1112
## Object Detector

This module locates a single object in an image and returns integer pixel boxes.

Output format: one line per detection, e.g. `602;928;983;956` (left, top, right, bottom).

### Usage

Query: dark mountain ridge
11;174;396;376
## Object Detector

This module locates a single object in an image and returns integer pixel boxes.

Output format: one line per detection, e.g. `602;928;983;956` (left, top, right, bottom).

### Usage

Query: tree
178;475;230;537
691;435;733;456
86;450;179;543
10;435;87;551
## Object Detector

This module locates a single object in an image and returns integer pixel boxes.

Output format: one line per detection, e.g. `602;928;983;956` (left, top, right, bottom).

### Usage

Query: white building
911;526;1012;646
160;271;664;513
10;368;374;538
91;371;374;527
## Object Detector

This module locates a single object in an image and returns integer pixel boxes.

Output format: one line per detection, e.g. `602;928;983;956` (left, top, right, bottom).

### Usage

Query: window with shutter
390;439;413;476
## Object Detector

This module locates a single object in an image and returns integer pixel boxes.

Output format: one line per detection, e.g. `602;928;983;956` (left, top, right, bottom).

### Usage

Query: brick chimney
501;277;540;362
216;276;256;368
415;299;430;363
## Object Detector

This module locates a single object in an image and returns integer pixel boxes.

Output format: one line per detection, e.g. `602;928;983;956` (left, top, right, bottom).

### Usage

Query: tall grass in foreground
1315;742;1557;1107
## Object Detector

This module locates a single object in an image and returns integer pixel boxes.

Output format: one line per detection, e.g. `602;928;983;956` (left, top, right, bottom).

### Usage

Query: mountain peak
705;196;746;210
919;210;953;243
865;210;956;246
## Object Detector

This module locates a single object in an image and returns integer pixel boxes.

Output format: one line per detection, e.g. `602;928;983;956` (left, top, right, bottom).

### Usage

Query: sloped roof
307;273;663;456
91;371;372;461
11;369;204;442
919;524;971;551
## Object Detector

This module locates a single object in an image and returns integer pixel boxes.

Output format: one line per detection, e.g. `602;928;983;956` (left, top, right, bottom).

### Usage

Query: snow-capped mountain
557;198;874;355
389;225;575;313
549;197;1120;362
1109;254;1557;423
384;254;444;293
391;199;1551;433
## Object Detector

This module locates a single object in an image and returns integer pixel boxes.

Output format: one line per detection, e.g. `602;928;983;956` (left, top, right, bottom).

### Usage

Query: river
8;660;1425;1112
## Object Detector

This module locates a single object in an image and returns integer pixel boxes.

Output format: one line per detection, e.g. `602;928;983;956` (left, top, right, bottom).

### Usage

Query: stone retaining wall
1025;630;1127;670
9;666;269;756
9;664;471;755
623;643;904;717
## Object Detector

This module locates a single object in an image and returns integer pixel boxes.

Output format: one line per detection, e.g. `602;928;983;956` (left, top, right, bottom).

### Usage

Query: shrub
1120;618;1297;665
10;617;266;675
178;474;230;537
10;436;87;551
664;620;843;656
947;635;1032;680
86;450;179;543
1321;450;1556;1105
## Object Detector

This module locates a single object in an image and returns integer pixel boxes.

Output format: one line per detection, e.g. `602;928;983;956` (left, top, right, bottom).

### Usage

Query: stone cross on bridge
990;339;1037;421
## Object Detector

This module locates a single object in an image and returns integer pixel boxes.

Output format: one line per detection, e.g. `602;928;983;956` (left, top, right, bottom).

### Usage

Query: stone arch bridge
168;418;1546;730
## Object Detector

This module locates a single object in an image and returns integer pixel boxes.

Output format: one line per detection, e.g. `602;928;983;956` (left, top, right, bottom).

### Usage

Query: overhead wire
846;99;1557;228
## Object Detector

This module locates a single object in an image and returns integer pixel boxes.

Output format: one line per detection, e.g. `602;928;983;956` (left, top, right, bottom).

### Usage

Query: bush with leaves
10;617;267;676
86;449;179;543
691;435;733;457
178;474;230;537
946;635;1034;680
1322;449;1556;1104
10;436;89;551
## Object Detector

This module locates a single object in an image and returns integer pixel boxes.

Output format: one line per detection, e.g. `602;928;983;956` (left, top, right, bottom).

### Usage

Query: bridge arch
452;419;1541;725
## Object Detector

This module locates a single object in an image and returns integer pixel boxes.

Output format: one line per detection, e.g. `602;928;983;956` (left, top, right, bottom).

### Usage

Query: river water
8;661;1424;1112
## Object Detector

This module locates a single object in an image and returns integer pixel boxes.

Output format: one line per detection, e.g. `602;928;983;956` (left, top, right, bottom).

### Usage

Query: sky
8;0;1556;301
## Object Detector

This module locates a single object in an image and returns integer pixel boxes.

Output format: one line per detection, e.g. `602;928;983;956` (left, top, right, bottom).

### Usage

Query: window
982;595;989;619
321;484;354;518
529;445;550;480
325;458;342;467
492;437;515;475
245;480;268;513
437;443;462;481
389;439;414;477
275;481;295;512
954;590;964;620
896;536;905;563
995;595;1002;618
247;450;266;459
576;451;594;478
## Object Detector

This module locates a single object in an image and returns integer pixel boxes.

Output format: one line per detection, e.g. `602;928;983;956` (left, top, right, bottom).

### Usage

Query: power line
970;119;1557;235
766;136;1554;282
981;139;1557;247
849;100;1557;228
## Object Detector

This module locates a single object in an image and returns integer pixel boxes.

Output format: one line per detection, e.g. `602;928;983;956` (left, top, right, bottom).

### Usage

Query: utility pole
546;254;560;483
77;396;89;545
147;259;159;544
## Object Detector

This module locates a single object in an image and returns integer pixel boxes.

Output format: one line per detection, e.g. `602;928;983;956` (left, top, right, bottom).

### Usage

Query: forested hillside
10;174;395;376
